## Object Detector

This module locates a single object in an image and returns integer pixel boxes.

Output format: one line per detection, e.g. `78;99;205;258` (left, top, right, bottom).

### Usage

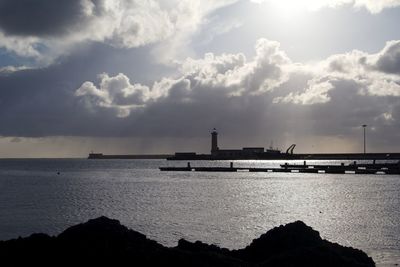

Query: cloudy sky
1;0;400;157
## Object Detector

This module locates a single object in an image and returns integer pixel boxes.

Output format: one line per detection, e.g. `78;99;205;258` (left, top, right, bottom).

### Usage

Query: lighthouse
211;128;219;154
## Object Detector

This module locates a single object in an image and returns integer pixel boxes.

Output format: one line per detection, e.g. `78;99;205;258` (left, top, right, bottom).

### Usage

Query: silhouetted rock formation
0;217;375;266
231;221;374;266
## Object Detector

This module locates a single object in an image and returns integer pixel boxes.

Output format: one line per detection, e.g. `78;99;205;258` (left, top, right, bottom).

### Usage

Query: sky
1;0;400;157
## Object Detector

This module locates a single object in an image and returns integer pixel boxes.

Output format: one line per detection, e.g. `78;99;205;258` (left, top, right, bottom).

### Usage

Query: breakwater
167;152;400;160
160;161;400;175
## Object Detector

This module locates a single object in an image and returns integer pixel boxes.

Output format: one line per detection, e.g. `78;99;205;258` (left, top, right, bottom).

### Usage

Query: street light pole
362;125;367;154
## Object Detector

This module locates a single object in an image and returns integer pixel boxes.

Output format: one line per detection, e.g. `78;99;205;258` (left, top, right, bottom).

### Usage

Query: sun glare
268;0;325;18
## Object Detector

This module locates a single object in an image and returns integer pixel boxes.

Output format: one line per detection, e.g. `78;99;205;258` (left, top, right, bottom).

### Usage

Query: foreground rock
0;217;374;266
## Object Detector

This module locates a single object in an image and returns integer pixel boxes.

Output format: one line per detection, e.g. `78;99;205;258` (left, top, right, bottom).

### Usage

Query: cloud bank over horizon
71;39;400;148
1;38;399;153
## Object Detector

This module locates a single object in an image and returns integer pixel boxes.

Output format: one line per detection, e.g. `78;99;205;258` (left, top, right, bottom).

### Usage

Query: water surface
0;159;399;266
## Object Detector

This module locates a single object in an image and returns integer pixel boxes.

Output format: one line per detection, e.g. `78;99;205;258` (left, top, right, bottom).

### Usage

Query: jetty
160;161;400;175
88;129;400;161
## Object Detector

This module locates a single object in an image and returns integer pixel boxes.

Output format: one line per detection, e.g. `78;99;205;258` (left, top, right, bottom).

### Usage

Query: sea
0;158;399;266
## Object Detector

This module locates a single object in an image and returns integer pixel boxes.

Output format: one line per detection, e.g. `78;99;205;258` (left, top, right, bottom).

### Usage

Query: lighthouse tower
211;128;219;154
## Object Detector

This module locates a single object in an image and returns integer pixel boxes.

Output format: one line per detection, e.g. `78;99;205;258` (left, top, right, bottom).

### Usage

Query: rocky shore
0;217;375;266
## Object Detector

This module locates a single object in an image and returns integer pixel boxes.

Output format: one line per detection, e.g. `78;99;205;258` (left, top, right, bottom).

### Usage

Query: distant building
210;129;265;158
211;128;219;155
168;128;286;160
242;147;265;153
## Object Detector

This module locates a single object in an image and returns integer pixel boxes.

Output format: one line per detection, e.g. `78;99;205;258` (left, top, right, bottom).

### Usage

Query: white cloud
274;79;334;105
76;38;400;114
75;73;153;117
250;0;400;13
382;111;394;121
353;0;400;13
0;65;31;74
179;38;291;95
274;40;400;105
0;32;41;58
76;38;293;116
366;79;400;96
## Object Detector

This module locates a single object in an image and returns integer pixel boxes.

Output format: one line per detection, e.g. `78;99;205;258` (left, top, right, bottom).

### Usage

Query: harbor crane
286;144;296;155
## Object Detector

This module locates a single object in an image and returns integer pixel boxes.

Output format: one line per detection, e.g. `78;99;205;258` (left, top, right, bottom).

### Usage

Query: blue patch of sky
0;42;50;68
0;48;35;67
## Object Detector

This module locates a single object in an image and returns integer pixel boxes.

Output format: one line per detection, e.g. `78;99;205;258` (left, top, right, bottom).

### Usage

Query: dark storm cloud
0;0;88;37
0;43;171;137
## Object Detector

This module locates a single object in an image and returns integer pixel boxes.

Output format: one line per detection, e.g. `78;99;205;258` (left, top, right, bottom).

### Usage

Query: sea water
0;159;399;266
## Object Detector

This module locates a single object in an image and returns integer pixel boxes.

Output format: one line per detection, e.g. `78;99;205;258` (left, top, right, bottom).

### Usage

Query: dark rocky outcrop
231;221;374;266
0;217;375;266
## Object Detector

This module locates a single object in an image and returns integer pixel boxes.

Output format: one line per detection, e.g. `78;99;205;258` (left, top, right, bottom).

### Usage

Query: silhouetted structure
362;124;367;154
211;128;219;154
87;129;400;161
167;129;400;161
210;128;266;158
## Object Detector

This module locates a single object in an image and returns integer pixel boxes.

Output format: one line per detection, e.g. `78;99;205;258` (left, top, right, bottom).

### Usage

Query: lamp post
362;125;367;154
